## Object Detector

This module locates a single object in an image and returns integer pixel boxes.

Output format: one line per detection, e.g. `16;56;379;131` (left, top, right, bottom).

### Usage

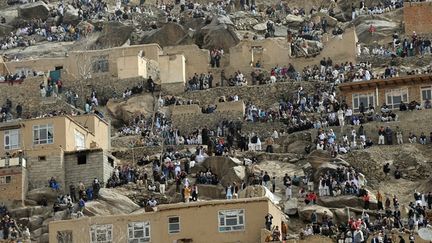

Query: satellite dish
418;228;432;241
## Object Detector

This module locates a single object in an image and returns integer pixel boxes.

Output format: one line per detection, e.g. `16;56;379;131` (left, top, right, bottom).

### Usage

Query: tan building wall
338;75;432;110
159;54;186;85
404;2;432;35
0;115;111;189
0;164;27;204
164;44;210;79
0;114;109;157
49;197;285;243
5;58;66;75
72;115;111;151
64;149;116;189
229;38;292;71
5;44;162;80
117;55;148;79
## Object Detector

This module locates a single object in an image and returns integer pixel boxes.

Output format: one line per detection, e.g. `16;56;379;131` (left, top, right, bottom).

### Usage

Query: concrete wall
159;54;186;85
404;2;432;34
181;81;315;109
117;55;148;79
229;38;292;71
71;115;111;151
49;198;283;243
26;148;64;190
0;166;26;203
64;150;115;189
164;44;210;79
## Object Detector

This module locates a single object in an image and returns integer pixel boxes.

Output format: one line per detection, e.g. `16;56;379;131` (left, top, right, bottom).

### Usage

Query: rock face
283;198;299;215
196;16;240;51
283;131;313;154
27;188;59;203
141;22;187;47
299;205;334;223
197;184;225;199
317;195;377;209
94;22;134;49
199;156;245;186
18;2;50;21
239;185;281;204
106;94;155;123
83;188;140;216
63;5;80;25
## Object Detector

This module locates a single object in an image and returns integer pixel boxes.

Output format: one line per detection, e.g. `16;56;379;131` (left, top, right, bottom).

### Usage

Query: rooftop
338;74;432;91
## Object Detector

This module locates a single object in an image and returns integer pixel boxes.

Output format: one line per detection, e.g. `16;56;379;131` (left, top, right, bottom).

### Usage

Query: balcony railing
0;156;26;168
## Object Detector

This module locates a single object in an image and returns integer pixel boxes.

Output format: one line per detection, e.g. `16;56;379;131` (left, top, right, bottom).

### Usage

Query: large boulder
283;131;313;154
200;156;245;186
283;198;299;215
63;5;80;25
94;22;134;49
318;195;364;209
84;188;140;216
141;22;187;47
299;205;333;223
0;24;13;38
106;94;155;123
239;185;281;205
27;188;59;203
197;184;225;199
18;2;50;21
10;206;50;218
28;215;44;231
196;22;240;51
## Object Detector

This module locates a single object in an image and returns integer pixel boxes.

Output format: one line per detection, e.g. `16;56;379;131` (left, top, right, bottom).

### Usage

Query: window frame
127;221;151;243
385;88;409;109
0;176;11;185
352;93;375;113
33;124;54;145
218;209;245;233
90;224;113;243
74;129;86;150
4;129;20;150
420;86;432;104
168;216;180;234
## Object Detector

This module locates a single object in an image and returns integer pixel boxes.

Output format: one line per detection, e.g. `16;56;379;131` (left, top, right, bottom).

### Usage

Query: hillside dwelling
49;197;287;243
0;114;115;191
338;74;432;112
0;156;27;205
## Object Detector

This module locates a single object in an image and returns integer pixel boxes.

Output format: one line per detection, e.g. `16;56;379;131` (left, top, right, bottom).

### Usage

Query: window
4;129;20;150
92;56;109;73
108;157;114;167
168;217;180;234
33;124;53;145
128;222;150;243
0;176;12;185
90;224;112;243
352;93;375;112
218;209;245;232
421;86;432;102
77;154;87;165
38;156;46;161
74;130;85;150
386;88;408;109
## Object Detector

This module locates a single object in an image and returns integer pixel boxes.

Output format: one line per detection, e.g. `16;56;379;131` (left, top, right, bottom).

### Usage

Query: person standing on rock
262;171;270;188
92;178;101;200
377;191;384;210
363;193;370;210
